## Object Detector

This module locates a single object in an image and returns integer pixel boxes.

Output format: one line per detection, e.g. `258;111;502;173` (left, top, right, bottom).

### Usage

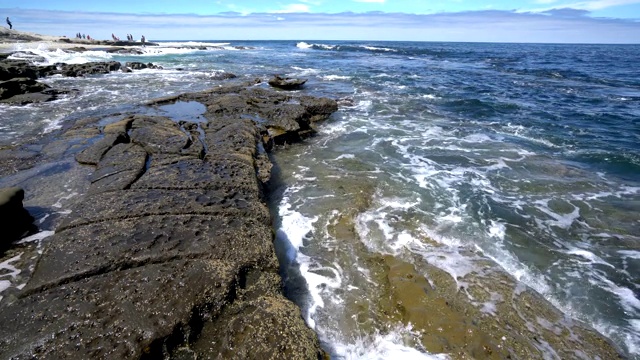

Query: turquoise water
0;41;638;358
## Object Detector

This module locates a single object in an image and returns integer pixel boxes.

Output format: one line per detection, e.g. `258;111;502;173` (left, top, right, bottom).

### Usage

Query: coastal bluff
0;80;337;359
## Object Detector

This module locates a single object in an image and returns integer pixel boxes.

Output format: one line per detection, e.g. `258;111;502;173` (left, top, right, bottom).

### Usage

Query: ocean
0;40;638;359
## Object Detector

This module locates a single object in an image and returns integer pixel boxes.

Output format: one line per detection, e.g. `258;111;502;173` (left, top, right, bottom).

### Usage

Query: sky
1;0;640;43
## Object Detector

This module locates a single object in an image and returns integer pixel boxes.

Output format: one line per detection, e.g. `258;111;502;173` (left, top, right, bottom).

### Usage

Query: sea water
0;41;638;358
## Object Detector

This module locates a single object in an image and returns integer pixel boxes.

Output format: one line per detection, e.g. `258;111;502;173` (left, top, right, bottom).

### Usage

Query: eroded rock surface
0;84;337;359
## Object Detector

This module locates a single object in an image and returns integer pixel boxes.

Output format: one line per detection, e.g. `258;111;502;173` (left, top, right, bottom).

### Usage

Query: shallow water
0;41;638;358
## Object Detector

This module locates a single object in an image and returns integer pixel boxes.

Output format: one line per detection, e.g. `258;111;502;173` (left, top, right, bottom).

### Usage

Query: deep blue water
1;40;639;358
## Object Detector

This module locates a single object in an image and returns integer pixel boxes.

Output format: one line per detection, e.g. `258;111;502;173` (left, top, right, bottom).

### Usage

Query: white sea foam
332;324;449;359
335;154;356;160
291;66;319;76
17;230;55;244
354;193;480;288
487;220;506;240
502;123;560;148
296;42;313;49
461;133;493;143
9;47;114;65
565;248;614;268
618;250;640;259
533;199;581;230
421;94;440;100
0;254;22;300
52;191;78;209
361;45;397;52
277;190;330;328
322;75;352;81
0;254;21;279
296;42;336;50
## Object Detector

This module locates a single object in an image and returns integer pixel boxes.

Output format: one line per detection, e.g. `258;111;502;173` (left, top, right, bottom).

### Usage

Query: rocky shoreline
0;50;337;358
0;37;630;359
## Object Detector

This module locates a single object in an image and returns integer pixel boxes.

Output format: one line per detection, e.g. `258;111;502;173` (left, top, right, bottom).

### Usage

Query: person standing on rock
141;35;146;47
6;17;12;30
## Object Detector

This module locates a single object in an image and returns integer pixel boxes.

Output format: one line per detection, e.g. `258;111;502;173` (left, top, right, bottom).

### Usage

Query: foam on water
322;75;352;81
277;185;328;329
296;42;313;49
291;66;320;76
17;230;56;246
501;123;561;148
0;254;22;301
9;47;114;65
332;325;449;360
361;45;397;52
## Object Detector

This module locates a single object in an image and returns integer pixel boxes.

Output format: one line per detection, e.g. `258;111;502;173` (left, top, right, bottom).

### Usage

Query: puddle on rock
156;101;207;123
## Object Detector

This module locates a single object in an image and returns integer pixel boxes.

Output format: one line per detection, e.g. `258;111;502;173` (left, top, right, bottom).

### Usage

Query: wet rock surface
0;83;337;359
125;61;163;70
0;57;143;104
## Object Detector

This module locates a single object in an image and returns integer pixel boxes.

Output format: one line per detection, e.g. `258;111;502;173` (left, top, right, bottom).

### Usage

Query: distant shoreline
0;28;153;53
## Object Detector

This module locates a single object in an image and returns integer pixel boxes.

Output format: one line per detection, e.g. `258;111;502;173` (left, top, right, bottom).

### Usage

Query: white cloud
567;0;640;10
270;4;311;13
528;0;640;11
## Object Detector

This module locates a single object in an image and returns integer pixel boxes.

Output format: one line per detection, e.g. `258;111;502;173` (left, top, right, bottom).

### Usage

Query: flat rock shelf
0;81;337;359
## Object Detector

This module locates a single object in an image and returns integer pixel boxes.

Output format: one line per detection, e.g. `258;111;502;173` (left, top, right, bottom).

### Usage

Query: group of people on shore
72;32;146;44
112;33;145;44
75;32;92;40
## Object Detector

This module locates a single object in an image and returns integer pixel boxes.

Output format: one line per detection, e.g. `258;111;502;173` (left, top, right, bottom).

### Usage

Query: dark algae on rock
0;80;337;359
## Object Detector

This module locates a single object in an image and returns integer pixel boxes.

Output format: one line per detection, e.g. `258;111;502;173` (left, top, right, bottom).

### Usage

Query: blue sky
2;0;640;43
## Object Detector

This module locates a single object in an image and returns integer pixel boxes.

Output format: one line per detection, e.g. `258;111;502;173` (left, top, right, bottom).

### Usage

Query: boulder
0;77;50;100
0;187;35;251
0;77;72;105
107;47;145;55
0;60;39;81
211;71;237;80
58;61;122;77
125;61;162;70
268;75;307;90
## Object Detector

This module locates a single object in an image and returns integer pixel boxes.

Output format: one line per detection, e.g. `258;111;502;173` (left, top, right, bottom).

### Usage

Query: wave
296;42;398;54
8;47;114;65
6;43;234;66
